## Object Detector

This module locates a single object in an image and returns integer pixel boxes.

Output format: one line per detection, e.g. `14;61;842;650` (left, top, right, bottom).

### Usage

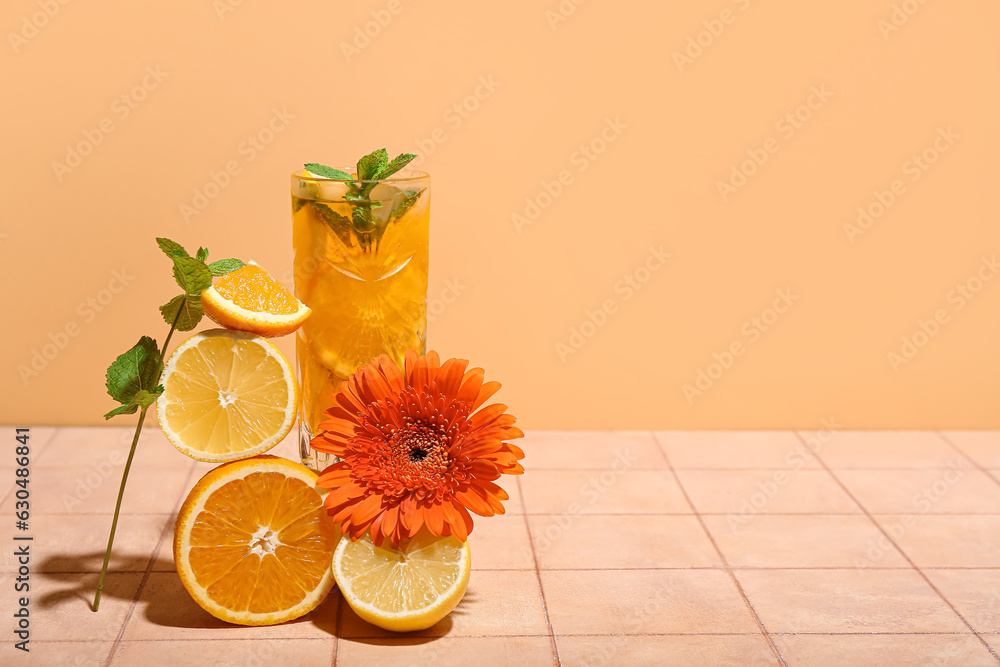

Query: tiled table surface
2;428;999;666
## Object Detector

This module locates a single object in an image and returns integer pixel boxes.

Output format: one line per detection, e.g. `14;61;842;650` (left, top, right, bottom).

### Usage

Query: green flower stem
93;308;181;612
91;405;148;612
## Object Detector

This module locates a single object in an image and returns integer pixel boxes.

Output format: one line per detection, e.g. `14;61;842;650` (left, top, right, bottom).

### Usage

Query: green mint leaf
103;403;138;419
156;237;189;259
313;202;352;228
311;202;354;246
105;336;161;405
352;207;376;233
357;149;388;181
103;385;163;419
172;256;212;295
305;163;354;180
159;294;204;332
378;153;417;180
196;247;209;262
390;188;425;221
208;259;245;276
132;386;163;408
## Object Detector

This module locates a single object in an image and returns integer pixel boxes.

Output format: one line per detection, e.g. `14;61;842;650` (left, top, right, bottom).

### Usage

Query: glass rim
291;168;429;184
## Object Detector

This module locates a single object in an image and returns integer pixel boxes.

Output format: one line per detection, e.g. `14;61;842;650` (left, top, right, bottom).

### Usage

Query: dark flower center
409;448;429;462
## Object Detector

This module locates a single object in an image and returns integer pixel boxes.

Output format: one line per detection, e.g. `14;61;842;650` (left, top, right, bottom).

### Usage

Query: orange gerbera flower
312;350;525;547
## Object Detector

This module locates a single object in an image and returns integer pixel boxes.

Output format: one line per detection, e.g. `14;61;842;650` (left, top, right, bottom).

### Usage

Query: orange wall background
2;0;998;429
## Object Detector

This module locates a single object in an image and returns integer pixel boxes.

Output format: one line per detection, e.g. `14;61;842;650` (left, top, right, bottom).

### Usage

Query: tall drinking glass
290;169;430;471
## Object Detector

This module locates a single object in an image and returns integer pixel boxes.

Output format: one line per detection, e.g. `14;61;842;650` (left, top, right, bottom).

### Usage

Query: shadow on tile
37;548;161;575
131;571;340;640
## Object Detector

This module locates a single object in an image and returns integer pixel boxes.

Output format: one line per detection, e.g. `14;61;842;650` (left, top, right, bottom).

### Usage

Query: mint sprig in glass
304;149;424;251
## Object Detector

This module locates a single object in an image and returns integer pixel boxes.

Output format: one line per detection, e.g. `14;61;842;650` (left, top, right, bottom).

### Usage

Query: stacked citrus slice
157;330;297;463
202;260;311;338
174;456;338;625
159;258;475;631
159;262;340;626
333;530;471;632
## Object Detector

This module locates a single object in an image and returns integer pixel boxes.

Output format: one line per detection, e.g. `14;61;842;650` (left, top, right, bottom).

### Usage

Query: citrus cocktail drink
291;169;430;469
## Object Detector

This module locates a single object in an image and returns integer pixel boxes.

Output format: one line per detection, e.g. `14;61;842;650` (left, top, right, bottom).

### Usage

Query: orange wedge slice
202;261;311;337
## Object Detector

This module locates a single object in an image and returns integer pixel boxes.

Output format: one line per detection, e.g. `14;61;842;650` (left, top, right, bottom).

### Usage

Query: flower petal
324;482;366;509
351;493;384;525
441;501;469;541
424;503;445;536
456;369;485;405
436;358;469;398
471;381;502;411
469;403;509;430
454;487;496;517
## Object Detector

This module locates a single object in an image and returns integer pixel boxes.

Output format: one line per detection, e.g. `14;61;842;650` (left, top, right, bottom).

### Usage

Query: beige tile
774;633;995;667
1;641;113;665
501;477;524;514
467;512;535;570
942;431;1000;469
339;569;548;638
676;469;858;514
704;515;908;568
0;513;169;573
0;470;15;504
541;569;758;635
112;639;334;666
557;635;778;667
873;515;1000;568
656;431;816;470
120;572;338;640
528;515;720;569
736;569;968;633
36;426;191;470
925;569;1000;633
519;471;689;515
338;636;555;667
811;431;961;469
986;635;1000;655
0;573;140;641
521;430;666;469
151;540;177;572
0;466;190;515
838;466;1000;514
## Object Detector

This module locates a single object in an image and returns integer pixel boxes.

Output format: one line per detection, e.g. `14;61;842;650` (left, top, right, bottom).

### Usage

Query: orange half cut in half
174;456;339;626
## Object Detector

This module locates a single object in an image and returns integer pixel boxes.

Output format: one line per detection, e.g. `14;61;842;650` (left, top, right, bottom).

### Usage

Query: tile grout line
791;430;1000;663
21;630;1000;643
23;565;1000;577
333;591;342;667
32;426;60;459
935;431;1000;489
514;475;562;667
651;432;787;666
104;459;201;667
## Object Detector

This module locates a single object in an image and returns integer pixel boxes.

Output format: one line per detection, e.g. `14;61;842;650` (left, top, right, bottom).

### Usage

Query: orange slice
174;455;340;626
157;329;297;463
202;261;311;337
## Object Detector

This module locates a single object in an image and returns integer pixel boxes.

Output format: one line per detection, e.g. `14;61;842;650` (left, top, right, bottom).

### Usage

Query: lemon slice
157;329;297;462
174;455;339;625
333;531;471;632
